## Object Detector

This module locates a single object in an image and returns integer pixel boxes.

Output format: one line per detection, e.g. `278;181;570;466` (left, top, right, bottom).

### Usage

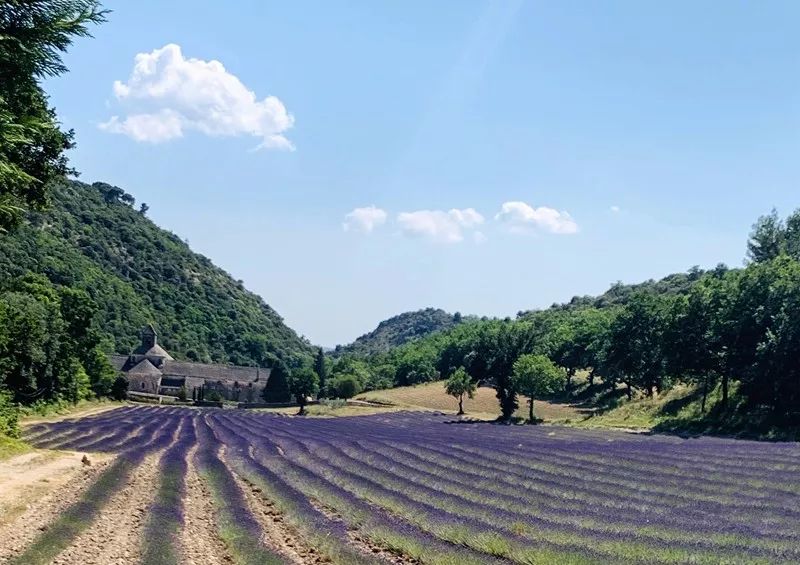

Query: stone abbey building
109;325;271;401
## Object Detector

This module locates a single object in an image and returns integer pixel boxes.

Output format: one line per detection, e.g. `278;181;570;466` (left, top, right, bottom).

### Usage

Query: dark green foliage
289;367;319;414
340;209;800;427
746;208;800;264
0;180;314;368
0;388;19;438
314;347;326;398
511;354;565;422
111;376;128;400
0;0;106;232
0;273;109;404
334;308;463;356
444;367;475;415
328;374;361;399
262;362;291;403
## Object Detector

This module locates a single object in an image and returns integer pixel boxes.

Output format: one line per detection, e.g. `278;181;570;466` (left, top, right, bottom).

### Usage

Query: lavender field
8;406;800;564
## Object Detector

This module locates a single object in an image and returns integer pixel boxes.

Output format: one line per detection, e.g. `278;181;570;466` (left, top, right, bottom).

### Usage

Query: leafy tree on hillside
328;374;360;399
444;367;476;415
0;0;106;232
465;321;533;421
289;367;319;415
747;208;800;264
511;354;563;423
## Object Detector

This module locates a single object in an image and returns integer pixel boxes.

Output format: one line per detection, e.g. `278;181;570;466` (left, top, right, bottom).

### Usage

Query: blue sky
47;1;800;346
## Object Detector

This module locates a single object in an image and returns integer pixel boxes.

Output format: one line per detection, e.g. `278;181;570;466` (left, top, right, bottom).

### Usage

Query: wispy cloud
343;206;388;233
495;201;578;234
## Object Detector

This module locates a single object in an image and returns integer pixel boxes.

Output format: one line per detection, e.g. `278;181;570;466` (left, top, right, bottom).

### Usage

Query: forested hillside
0;180;314;368
328;210;800;433
334;308;463;356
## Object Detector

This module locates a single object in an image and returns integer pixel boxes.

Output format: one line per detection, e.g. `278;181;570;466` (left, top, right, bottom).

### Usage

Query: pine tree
314;347;327;398
262;361;291;403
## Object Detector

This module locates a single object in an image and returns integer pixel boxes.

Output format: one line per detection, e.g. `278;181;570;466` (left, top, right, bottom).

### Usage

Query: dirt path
0;451;113;561
180;445;231;565
49;451;163;565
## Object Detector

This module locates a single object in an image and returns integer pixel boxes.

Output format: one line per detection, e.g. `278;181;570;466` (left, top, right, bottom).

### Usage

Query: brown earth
50;451;164;565
181;445;232;565
221;447;322;564
0;451;114;561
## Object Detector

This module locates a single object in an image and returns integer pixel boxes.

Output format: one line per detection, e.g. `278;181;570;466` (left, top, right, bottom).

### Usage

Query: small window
141;382;145;389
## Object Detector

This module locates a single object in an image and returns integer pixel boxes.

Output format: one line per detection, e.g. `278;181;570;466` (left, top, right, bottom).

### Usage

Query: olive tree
511;354;563;423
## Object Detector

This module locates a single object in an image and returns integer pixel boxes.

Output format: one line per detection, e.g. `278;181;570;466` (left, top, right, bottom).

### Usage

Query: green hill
0;180;313;368
335;308;463;356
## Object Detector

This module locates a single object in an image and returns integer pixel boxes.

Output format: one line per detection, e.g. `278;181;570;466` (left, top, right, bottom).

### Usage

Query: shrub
329;375;361;399
177;385;188;401
111;376;129;400
0;389;20;438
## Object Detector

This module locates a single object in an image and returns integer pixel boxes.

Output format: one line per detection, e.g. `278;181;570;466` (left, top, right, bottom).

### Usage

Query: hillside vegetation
334;308;462;356
0;180;314;368
329;210;800;435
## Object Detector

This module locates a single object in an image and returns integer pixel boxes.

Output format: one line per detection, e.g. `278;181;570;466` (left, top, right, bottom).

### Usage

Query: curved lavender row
46;410;164;452
212;412;515;565
246;412;800;526
272;428;767;564
9;413;184;565
350;412;800;483
353;412;800;468
28;407;181;451
193;415;288;565
23;406;144;443
238;412;800;560
353;439;800;554
208;413;389;565
24;407;155;448
141;416;198;565
271;412;800;517
222;414;600;564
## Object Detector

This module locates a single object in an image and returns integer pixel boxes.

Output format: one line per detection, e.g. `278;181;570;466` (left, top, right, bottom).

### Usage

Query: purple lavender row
270;427;764;564
345;438;800;559
207;413;389;565
289;412;800;515
142;415;198;565
24;406;152;447
211;412;516;565
359;439;800;548
193;415;288;565
297;413;800;537
346;412;800;468
238;410;800;560
255;424;605;564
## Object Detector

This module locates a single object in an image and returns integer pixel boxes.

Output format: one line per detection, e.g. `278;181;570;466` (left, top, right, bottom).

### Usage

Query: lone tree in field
444;367;476;415
289;367;319;415
511;354;563;423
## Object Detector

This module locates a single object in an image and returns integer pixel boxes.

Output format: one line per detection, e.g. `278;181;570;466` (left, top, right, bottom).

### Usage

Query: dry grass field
356;381;587;422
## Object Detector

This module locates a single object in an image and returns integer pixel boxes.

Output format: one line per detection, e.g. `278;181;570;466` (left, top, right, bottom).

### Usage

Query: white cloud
495;201;578;234
343;206;387;233
100;43;294;150
397;208;485;243
610;205;621;213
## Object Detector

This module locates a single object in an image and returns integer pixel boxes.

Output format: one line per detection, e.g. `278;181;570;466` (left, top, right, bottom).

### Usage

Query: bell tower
141;324;158;350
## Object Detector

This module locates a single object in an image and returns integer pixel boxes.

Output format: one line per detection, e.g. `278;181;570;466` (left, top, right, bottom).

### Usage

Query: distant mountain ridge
0;180;314;368
335;308;463;356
